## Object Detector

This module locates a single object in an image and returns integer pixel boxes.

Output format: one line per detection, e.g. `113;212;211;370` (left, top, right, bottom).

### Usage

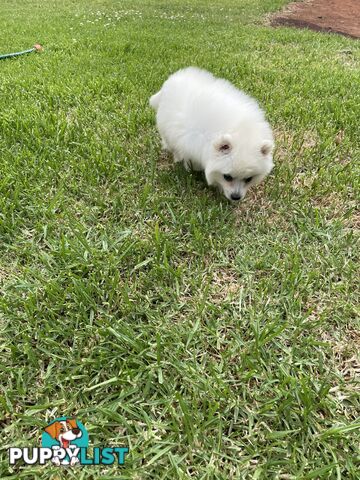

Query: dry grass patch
320;328;360;384
209;266;243;304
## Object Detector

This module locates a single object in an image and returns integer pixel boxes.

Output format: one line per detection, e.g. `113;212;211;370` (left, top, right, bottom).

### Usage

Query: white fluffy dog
150;67;274;201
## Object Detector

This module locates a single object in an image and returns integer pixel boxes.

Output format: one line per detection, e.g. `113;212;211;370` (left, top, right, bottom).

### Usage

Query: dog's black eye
223;174;233;182
244;176;253;183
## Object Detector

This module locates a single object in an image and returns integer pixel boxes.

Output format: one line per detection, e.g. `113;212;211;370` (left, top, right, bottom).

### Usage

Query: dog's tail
149;90;161;110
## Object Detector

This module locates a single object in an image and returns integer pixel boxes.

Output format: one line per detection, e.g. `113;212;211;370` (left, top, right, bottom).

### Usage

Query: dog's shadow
157;150;228;204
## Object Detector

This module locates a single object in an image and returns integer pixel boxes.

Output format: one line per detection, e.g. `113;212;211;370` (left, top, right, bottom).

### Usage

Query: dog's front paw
173;152;183;163
70;456;80;466
184;159;193;171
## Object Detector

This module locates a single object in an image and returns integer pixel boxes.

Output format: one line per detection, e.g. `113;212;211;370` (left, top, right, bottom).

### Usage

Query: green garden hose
0;43;43;60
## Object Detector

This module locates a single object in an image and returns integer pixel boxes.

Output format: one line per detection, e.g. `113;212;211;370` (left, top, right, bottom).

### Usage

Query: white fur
149;67;274;201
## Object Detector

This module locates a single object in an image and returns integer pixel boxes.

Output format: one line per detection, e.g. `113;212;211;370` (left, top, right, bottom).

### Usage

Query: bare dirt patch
271;0;360;39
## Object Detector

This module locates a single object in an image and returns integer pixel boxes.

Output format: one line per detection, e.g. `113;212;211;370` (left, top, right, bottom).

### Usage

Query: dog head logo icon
42;417;88;465
44;418;82;449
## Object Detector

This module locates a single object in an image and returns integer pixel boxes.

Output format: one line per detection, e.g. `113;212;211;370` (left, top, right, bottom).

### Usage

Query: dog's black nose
230;193;242;201
72;428;80;435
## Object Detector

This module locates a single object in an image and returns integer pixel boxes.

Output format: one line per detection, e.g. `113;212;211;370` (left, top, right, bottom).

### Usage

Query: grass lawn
0;0;359;478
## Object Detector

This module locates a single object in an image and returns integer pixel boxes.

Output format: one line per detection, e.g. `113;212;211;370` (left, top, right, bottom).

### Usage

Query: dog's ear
260;140;274;156
214;134;232;153
67;418;78;430
44;421;61;439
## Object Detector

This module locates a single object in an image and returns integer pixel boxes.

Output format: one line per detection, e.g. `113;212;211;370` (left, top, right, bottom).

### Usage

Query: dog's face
44;419;82;447
205;132;274;201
